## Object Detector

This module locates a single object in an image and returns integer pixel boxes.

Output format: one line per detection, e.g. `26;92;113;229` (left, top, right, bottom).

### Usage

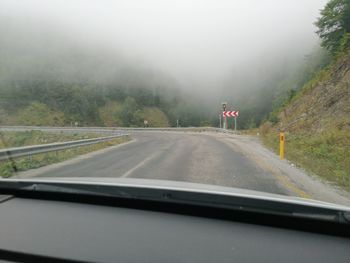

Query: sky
0;0;328;96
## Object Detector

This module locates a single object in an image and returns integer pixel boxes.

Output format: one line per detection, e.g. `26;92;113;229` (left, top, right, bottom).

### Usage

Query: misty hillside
220;47;332;129
261;50;350;189
0;16;205;127
278;54;350;133
260;0;350;189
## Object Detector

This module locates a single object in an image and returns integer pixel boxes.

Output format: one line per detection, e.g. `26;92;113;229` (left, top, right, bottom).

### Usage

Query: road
16;131;350;205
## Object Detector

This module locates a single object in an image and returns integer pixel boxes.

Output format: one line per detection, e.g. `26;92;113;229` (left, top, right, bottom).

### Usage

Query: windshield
0;0;349;208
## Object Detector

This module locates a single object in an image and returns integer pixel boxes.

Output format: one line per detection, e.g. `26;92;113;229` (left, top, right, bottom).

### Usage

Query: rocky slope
261;51;350;190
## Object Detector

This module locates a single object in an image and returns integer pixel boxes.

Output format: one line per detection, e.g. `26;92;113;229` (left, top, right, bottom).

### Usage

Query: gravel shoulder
210;132;350;206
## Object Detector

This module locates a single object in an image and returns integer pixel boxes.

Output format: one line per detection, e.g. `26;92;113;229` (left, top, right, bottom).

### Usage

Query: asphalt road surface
15;131;350;205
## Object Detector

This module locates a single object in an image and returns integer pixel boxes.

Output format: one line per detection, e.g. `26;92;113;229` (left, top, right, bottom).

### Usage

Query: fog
0;0;328;122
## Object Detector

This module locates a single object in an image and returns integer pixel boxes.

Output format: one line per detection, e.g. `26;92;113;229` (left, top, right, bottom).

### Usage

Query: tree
315;0;350;54
120;97;142;126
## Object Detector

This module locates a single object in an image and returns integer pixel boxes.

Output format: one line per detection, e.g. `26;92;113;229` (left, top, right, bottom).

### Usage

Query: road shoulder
207;132;350;206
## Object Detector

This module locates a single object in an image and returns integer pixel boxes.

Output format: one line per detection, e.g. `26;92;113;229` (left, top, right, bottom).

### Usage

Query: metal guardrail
0;126;239;134
0;126;119;134
115;127;239;134
0;134;128;161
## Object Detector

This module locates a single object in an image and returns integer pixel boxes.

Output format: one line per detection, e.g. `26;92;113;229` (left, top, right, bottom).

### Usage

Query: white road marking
120;150;162;178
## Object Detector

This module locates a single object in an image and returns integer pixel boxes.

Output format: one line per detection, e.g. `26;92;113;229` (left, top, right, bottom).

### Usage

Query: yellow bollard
279;132;285;160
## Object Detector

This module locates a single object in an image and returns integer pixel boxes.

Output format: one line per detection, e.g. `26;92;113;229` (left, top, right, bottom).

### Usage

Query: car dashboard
0;192;349;263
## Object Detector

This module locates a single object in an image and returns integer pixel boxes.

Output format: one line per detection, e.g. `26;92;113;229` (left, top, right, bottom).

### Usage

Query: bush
10;102;65;126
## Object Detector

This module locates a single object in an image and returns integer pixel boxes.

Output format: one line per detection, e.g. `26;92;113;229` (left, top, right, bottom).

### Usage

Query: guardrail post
279;132;285;160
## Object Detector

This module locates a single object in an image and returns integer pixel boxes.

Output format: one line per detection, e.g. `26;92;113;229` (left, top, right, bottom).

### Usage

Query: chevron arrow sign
223;111;239;117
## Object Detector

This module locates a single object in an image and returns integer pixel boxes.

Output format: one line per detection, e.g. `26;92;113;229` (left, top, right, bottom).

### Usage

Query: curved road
28;132;288;195
17;131;350;205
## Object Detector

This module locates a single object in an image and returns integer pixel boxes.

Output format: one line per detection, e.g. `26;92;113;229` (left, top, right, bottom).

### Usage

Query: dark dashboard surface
0;196;349;263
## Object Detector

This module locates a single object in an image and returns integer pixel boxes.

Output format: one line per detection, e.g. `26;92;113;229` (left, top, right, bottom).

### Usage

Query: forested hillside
220;47;332;129
0;17;207;127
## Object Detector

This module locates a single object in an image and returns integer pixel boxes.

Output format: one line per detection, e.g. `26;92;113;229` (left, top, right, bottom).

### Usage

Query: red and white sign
223;111;239;117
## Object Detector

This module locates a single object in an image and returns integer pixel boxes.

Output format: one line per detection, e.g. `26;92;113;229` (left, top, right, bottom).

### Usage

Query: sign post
279;132;285;160
221;102;227;129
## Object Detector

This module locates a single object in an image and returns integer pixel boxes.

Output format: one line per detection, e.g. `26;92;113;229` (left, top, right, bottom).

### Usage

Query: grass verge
261;129;350;191
0;132;130;178
240;128;259;136
0;130;101;148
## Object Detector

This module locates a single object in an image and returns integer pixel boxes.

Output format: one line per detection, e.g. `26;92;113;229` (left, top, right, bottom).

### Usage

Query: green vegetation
0;78;204;127
261;51;350;188
0;130;99;148
2;102;66;126
98;101;124;127
98;100;169;127
0;131;130;177
141;107;169;127
315;0;350;55
0;81;175;127
261;127;350;190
